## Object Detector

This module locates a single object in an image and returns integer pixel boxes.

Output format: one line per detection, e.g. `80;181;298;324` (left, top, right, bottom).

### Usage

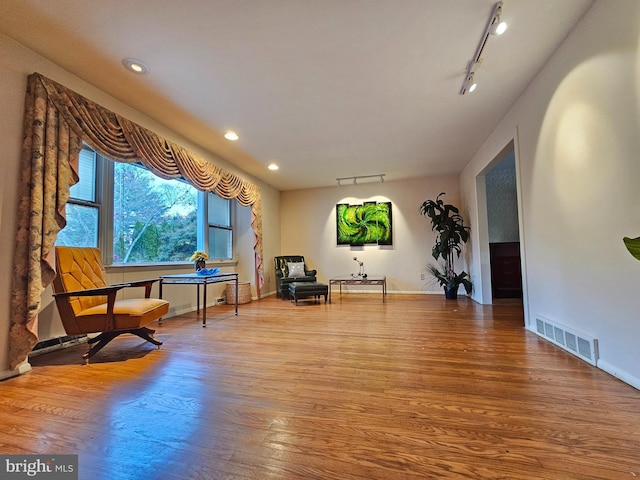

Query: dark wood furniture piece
288;282;328;305
159;272;239;327
489;242;522;298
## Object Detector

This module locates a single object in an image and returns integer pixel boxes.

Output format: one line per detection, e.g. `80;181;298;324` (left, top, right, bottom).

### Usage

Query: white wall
0;34;281;376
461;0;640;388
280;175;462;294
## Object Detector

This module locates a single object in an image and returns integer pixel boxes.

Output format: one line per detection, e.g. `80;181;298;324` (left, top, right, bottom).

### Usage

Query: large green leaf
623;236;640;261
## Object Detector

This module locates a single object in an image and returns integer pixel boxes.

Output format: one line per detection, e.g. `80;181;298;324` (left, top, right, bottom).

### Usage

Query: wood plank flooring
2;294;640;479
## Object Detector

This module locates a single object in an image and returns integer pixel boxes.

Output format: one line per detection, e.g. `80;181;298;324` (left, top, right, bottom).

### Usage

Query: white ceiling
1;0;593;191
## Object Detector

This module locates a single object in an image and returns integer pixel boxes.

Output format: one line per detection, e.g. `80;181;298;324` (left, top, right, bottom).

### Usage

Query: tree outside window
56;146;232;265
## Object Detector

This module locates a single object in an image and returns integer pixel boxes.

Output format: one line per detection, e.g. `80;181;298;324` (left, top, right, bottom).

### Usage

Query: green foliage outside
58;162;198;263
112;163;197;263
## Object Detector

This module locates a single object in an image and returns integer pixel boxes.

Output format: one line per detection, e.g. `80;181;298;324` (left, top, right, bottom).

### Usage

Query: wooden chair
51;246;169;363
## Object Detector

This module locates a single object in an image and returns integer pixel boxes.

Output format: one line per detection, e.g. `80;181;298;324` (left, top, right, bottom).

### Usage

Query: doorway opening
476;140;524;307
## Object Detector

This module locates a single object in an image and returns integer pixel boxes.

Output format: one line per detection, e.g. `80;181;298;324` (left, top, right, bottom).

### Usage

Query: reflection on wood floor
3;294;640;479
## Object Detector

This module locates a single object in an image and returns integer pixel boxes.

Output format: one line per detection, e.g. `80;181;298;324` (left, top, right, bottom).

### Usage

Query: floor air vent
535;317;598;366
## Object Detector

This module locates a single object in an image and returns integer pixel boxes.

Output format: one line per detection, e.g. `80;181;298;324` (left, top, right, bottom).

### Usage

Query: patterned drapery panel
9;73;264;370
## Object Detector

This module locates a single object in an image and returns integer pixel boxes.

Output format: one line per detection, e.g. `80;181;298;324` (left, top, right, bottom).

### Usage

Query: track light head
490;20;507;36
489;3;507;35
460;73;477;95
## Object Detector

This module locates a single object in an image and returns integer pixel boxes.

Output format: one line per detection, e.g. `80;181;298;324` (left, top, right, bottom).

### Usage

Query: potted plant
419;192;472;299
190;250;209;271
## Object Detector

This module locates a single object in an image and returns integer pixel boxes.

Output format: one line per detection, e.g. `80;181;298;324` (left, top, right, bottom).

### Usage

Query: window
112;162;198;263
56;148;101;248
57;146;233;265
207;192;232;260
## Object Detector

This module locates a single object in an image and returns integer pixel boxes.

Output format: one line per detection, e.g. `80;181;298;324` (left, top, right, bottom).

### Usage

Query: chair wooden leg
132;327;163;347
84;331;121;363
82;328;163;363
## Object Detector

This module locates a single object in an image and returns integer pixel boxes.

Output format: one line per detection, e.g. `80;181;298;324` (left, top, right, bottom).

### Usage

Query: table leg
202;281;207;327
234;278;238;315
159;280;164;325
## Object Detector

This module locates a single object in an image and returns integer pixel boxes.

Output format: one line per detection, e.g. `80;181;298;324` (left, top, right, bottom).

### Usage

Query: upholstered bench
288;282;328;305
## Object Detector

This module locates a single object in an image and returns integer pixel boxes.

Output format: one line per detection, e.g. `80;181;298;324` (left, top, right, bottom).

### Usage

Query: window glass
56;204;99;247
69;148;96;202
58;146;235;264
112;162;198;263
208;193;230;226
209;227;232;259
207;192;232;260
56;148;99;247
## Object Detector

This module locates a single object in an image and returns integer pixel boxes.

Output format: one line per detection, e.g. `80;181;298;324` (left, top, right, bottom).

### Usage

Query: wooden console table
329;275;387;303
159;272;239;327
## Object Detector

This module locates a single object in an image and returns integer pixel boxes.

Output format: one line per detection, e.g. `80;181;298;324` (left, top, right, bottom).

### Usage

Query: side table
159;272;239;327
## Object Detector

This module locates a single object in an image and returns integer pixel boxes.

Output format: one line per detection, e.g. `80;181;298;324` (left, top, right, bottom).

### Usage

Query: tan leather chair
51;246;169;363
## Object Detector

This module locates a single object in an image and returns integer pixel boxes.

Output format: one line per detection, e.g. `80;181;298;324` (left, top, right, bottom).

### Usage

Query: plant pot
194;259;206;271
444;286;458;300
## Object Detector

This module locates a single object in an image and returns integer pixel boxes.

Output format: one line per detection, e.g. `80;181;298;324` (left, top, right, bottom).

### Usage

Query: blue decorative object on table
196;267;220;276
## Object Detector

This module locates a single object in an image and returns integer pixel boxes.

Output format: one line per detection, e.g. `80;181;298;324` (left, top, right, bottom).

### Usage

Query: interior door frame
474;135;529;323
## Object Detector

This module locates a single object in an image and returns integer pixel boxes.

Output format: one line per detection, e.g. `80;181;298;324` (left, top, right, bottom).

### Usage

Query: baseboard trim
597;359;640;391
0;362;32;381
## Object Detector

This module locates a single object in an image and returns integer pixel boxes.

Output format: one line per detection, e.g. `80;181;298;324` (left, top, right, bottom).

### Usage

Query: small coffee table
329;275;387;303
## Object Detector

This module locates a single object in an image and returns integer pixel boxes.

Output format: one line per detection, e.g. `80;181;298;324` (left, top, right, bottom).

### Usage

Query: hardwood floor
2;294;639;479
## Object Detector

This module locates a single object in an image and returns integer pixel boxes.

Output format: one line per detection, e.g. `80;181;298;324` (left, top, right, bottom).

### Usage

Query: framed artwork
336;201;392;246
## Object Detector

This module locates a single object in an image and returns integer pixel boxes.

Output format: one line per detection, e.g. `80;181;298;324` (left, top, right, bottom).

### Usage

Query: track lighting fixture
460;2;507;95
489;2;507;36
462;74;477;94
336;174;385;186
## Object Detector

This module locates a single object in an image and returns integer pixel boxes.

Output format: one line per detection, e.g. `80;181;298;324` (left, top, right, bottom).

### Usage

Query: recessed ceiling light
224;131;239;141
268;163;279;171
122;58;148;75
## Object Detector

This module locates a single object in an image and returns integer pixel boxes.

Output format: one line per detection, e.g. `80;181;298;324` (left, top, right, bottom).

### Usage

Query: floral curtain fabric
9;72;264;370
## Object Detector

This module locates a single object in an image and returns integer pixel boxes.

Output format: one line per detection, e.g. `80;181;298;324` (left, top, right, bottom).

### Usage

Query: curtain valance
9;73;264;370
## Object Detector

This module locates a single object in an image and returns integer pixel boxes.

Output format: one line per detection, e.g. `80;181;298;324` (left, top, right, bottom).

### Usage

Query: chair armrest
305;269;317;276
121;278;161;298
53;285;123;330
52;284;129;298
124;278;160;287
275;271;284;279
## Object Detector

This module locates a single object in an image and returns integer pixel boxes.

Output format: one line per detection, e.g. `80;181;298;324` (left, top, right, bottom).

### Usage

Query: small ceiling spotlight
489;3;508;35
459;2;506;95
122;58;149;75
267;163;279;171
460;62;479;94
464;74;477;94
224;131;239;141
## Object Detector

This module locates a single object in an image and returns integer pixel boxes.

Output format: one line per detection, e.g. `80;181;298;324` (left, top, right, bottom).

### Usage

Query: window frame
59;146;235;266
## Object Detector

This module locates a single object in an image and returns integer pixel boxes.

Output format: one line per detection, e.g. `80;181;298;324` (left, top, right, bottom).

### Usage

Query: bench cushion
289;282;328;294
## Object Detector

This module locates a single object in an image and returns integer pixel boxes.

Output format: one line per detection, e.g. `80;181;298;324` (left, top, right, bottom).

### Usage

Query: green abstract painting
336;202;392;246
